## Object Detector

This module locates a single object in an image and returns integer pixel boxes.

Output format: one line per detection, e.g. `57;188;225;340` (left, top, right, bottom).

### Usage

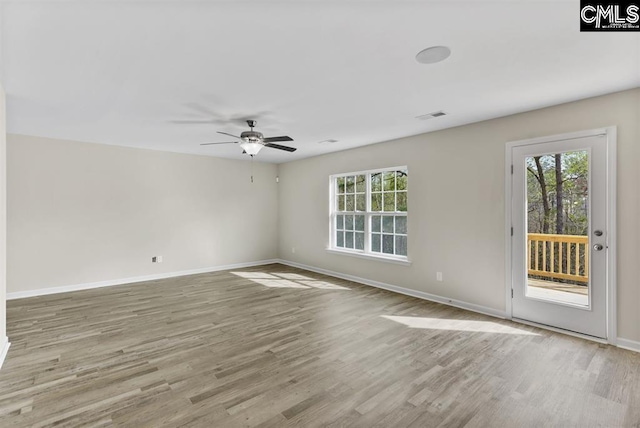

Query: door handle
593;244;604;251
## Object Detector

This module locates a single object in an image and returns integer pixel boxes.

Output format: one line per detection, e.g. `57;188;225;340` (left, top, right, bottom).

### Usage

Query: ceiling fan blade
263;136;293;143
217;131;242;139
200;142;236;146
265;143;297;152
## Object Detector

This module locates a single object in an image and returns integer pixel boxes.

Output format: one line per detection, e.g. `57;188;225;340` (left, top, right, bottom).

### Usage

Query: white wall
0;85;7;358
277;88;640;344
7;135;279;294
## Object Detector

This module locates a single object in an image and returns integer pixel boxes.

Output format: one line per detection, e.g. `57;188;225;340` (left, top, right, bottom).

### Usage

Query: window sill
325;248;412;266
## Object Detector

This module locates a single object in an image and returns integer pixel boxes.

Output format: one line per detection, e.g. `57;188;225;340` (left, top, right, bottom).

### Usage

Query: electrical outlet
436;272;443;282
157;256;163;263
292;247;296;254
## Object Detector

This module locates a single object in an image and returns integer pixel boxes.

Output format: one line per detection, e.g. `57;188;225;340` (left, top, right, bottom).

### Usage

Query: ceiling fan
200;120;296;156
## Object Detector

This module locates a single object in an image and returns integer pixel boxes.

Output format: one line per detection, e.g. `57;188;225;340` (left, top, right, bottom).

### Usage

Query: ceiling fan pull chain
250;155;254;183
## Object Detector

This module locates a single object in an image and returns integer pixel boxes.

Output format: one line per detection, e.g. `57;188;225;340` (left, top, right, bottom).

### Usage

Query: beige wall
5;89;639;344
277;88;640;343
7;135;279;293
0;85;6;345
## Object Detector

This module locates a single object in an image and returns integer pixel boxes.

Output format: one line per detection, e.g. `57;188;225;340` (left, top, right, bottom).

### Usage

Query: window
331;167;408;260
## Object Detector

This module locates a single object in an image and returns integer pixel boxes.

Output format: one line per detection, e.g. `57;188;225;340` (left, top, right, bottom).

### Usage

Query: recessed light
415;46;451;64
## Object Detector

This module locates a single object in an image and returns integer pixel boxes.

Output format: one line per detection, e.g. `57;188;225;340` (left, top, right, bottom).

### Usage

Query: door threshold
511;318;608;344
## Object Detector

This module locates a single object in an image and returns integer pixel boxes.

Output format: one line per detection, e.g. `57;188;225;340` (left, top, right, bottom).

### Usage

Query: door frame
504;127;617;344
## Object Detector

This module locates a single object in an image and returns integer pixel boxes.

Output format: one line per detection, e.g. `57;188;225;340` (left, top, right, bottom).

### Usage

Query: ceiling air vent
415;111;447;120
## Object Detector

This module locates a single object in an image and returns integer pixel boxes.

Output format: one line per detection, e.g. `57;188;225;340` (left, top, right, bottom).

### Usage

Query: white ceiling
1;1;639;163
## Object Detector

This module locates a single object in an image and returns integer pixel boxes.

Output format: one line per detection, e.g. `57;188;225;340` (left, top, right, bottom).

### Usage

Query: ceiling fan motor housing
240;131;264;143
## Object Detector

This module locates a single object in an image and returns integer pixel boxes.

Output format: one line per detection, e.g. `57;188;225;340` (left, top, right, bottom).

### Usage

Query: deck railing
527;233;589;284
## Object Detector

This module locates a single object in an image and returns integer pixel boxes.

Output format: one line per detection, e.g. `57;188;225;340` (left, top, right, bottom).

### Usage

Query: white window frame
328;166;410;265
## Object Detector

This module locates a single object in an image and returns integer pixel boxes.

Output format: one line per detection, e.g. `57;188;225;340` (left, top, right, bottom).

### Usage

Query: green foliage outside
527;151;588;236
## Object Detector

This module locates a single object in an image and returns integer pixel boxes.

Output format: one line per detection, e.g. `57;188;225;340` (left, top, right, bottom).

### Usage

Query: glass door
511;135;608;339
525;150;590;307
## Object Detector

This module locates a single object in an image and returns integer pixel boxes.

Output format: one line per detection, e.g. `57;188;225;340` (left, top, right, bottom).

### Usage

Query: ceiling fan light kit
239;141;263;156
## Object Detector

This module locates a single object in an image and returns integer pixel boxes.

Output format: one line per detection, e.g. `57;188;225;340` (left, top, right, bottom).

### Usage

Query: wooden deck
527;278;588;306
528;278;588;295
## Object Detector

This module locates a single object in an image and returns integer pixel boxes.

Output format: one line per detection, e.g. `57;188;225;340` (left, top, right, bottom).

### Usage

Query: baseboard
616;338;640;353
7;259;280;300
0;338;10;370
276;259;506;319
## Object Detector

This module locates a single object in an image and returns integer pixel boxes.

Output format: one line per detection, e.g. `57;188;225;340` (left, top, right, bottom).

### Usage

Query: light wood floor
1;264;639;427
